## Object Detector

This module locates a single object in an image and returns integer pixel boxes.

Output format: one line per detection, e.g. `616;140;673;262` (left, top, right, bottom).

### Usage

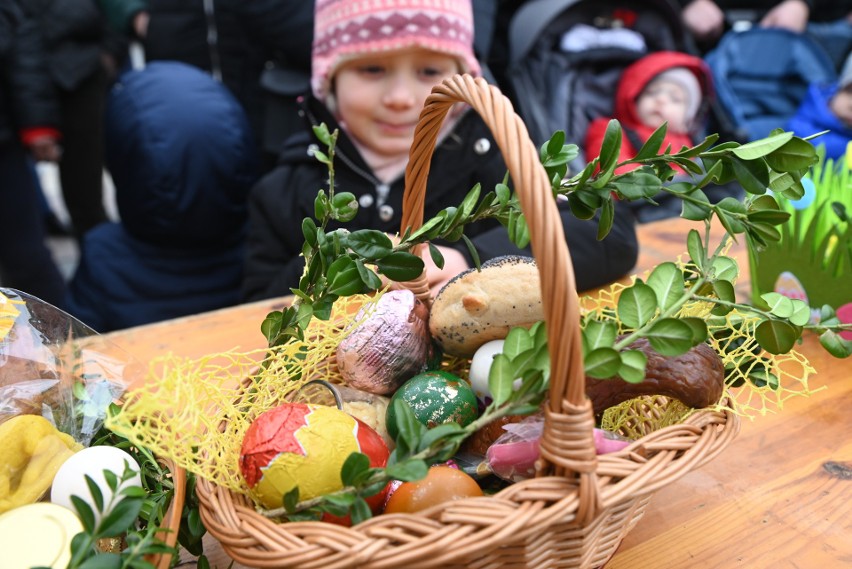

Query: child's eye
358;65;386;76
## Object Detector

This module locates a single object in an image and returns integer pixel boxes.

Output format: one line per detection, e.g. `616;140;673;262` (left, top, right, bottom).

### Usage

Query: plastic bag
483;414;631;483
0;288;140;443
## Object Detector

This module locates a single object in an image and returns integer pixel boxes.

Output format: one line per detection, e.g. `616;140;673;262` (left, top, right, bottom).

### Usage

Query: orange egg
383;466;483;514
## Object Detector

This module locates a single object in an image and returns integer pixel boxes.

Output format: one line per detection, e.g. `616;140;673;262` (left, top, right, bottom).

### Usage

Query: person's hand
133;11;149;38
28;135;62;162
760;0;809;32
681;0;725;42
421;244;469;297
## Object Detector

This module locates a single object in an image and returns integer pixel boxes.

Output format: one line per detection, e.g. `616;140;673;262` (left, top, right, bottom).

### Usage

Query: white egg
51;446;143;524
468;339;506;401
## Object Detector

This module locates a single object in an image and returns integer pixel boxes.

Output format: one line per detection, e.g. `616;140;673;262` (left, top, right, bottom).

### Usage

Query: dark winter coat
21;0;125;91
787;82;852;161
0;0;59;145
243;95;639;302
65;62;259;332
585;51;712;174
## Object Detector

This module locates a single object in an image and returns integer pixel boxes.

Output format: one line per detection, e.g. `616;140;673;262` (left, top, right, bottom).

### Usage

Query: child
243;0;639;301
585;51;711;174
787;50;852;161
64;62;259;332
584;51;736;222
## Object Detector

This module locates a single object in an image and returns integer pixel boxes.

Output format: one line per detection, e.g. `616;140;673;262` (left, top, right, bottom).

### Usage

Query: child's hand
681;0;724;41
760;0;809;33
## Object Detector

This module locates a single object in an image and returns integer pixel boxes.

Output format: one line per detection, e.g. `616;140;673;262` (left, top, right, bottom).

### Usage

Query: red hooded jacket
585;51;712;174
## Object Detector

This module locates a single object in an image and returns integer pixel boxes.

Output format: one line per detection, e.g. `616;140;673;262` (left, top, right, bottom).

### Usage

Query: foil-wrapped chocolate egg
336;290;434;395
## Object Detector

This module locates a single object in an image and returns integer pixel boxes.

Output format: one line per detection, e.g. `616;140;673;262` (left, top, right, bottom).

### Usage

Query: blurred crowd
0;0;849;332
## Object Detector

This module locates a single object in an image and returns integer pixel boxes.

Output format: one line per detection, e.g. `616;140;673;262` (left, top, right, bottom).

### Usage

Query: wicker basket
195;74;740;569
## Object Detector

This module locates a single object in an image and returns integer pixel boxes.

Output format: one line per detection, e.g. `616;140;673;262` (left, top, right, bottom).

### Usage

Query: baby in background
585;51;710;176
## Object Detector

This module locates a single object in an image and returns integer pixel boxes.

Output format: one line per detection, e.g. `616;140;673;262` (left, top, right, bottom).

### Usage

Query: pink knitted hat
312;0;481;101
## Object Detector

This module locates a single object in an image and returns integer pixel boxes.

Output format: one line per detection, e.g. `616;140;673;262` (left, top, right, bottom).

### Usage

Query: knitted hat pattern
312;0;480;101
650;67;702;126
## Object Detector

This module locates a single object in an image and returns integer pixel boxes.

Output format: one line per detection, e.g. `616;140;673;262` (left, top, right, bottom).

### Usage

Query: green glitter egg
386;370;479;441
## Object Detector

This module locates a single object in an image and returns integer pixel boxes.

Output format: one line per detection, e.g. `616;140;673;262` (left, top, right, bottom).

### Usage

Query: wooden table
102;217;852;568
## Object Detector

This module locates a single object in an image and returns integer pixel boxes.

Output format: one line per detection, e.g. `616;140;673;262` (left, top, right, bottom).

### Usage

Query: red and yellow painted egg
239;403;389;510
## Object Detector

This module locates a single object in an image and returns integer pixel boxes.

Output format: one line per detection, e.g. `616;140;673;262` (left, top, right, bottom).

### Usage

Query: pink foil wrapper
337;290;434;395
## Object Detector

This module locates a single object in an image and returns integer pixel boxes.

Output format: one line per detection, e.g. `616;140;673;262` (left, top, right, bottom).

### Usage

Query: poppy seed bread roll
429;256;544;357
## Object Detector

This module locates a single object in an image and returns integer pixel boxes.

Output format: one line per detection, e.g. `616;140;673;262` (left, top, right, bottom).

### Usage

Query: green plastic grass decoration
749;148;852;312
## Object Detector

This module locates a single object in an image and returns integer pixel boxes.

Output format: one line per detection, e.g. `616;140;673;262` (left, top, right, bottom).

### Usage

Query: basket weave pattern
195;75;739;568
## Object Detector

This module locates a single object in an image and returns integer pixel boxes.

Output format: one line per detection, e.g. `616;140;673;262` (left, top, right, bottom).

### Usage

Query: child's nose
382;75;417;108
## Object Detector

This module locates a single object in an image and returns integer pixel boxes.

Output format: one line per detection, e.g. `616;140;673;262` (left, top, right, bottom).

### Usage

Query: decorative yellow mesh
106;294;379;493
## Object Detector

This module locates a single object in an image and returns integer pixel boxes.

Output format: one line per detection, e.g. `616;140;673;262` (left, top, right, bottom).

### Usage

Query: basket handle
399;75;600;496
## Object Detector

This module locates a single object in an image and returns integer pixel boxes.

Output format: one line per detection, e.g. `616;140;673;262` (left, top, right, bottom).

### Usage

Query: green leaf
545;130;566;157
584;347;622;379
331;192;358;222
408;214;445;242
730;156;769;194
617;349;648;383
341;452;371;486
98;497;144;538
818;330;852;358
314;190;329;220
428;242;444;269
461;234;481;270
385;459;429;482
350;497;373;525
390;399;425;450
346;230;393;260
418;423;466;452
599;119;623;172
633;123;667;160
681;190;712;221
646;318;695;356
761;292;794;318
488;353;516;406
458;183;481;220
764;137;818;172
646;262;684;312
326;256;363;296
302;218;318;247
312;296;335;321
83;475;104;514
687;229;705;269
730;131;793;159
354;259;382;290
495;183;511;205
597;198;614;240
582;319;618;354
503;326;534;358
283;487;300;513
680;317;709;344
313;123;333;147
711;256;739;282
789;301;812;327
610;171;663;201
78;554;122;569
617;281;658;328
755;319;799;354
376;252;424;282
70;495;97;532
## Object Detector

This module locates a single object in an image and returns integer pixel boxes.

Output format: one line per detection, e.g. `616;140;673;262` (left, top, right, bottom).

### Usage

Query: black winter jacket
21;0;125;91
0;0;59;145
243;96;639;302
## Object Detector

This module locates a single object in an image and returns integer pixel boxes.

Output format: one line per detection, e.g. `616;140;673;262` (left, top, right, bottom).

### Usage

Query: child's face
333;48;460;158
830;86;852;128
635;78;690;133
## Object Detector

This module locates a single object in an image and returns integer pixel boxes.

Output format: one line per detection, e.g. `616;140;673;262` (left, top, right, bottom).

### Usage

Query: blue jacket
787;82;852;161
66;61;259;332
